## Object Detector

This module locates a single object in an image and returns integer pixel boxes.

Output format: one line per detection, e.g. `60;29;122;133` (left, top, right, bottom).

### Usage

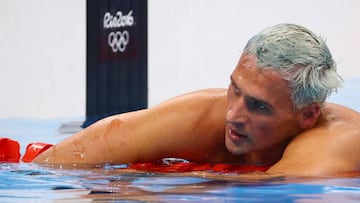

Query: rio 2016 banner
84;0;147;127
103;10;133;53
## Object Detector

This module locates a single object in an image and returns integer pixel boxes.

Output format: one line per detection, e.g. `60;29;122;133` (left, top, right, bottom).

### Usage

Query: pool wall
1;0;360;119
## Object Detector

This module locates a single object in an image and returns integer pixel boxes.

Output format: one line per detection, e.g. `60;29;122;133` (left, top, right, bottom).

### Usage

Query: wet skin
34;54;360;177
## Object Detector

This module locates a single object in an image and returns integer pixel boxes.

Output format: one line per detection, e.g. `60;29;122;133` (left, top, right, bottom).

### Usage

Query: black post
83;0;148;127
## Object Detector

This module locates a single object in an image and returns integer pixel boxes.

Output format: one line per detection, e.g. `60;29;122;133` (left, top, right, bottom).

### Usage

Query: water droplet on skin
72;141;86;159
73;151;85;159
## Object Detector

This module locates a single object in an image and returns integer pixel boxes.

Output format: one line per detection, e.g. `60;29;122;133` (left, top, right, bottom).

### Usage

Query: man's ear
299;103;322;129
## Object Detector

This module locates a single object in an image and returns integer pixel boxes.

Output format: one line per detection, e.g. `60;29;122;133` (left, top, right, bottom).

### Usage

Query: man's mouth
228;128;248;142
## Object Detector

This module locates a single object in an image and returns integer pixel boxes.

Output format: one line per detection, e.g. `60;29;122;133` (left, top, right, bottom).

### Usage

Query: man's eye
255;101;268;111
246;99;272;115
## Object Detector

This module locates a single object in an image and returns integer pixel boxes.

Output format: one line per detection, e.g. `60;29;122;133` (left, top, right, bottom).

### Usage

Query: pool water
1;78;360;202
1;161;360;202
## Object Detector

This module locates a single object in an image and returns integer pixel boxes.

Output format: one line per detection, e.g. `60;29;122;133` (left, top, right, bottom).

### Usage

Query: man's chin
225;139;248;155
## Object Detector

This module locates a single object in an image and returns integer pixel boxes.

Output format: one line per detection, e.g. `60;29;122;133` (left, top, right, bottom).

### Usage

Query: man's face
225;54;303;156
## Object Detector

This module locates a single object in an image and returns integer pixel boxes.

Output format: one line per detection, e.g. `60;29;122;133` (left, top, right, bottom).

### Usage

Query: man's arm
34;89;231;167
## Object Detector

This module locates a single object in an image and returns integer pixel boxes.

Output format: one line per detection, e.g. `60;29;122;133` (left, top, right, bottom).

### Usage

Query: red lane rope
0;138;20;162
0;138;54;163
1;138;270;173
22;142;54;162
129;158;270;173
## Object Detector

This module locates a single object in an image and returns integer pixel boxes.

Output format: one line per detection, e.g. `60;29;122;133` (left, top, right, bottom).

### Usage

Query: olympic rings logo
107;31;129;53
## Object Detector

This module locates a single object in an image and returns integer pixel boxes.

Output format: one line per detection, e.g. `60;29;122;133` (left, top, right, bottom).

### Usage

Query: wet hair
243;23;343;110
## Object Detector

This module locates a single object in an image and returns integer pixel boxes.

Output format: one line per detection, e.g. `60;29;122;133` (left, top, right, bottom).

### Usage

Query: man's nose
226;98;249;123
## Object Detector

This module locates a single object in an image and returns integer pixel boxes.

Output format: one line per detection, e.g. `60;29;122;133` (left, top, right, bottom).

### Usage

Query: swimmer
34;23;360;177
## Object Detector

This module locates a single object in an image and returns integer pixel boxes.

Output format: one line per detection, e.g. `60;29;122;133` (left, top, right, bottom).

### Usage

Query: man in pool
34;23;360;177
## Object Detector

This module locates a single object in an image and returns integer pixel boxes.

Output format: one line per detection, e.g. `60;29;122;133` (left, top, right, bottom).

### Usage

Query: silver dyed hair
243;23;343;110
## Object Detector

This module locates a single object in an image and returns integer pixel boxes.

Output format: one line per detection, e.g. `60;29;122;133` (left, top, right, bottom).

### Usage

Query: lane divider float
0;137;269;173
0;137;53;163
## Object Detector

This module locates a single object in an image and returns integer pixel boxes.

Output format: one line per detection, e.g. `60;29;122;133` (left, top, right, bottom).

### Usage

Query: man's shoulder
323;102;360;115
322;102;360;126
297;102;360;142
270;102;360;176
